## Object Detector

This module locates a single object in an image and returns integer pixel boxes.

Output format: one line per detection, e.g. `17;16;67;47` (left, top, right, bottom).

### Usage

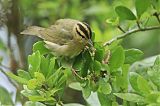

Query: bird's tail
20;26;45;38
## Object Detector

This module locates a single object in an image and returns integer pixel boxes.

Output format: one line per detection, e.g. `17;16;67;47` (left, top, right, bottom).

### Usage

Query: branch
103;25;160;46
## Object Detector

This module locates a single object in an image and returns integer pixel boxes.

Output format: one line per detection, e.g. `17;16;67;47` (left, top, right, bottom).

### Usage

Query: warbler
21;19;93;58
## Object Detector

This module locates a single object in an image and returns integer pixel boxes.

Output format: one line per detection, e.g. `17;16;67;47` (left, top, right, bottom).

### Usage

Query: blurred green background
0;0;159;105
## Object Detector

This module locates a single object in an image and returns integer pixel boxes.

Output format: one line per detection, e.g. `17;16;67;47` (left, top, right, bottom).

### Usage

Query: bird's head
74;22;93;47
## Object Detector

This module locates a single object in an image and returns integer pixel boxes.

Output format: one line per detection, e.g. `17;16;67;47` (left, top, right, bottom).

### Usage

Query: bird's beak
88;39;93;47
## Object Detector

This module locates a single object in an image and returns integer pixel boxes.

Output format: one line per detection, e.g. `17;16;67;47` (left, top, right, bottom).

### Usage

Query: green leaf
46;57;56;77
98;92;112;106
151;0;160;11
57;74;66;88
0;86;13;105
28;51;41;77
109;46;125;70
137;75;151;95
146;92;160;104
125;49;143;64
34;72;45;85
27;79;38;90
18;69;31;80
73;54;83;70
90;80;99;92
40;55;50;77
82;82;91;99
114;93;145;103
81;50;92;77
6;72;28;84
115;64;129;91
135;0;150;18
46;67;62;88
33;41;50;55
69;82;82;91
94;43;105;62
21;85;40;97
129;72;140;92
98;78;112;95
93;60;101;75
28;96;54;102
106;17;119;26
24;101;46;106
147;56;160;89
91;32;95;41
115;6;136;20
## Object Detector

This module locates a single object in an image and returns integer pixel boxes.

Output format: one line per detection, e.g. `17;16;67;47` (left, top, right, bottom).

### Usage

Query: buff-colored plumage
21;19;92;58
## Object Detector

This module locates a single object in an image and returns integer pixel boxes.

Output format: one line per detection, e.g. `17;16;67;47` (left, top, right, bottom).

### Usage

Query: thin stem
153;12;160;24
103;25;160;46
117;25;126;33
71;68;86;80
136;21;141;29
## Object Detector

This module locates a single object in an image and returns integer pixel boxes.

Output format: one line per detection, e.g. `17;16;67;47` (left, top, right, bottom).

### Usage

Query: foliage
0;0;160;106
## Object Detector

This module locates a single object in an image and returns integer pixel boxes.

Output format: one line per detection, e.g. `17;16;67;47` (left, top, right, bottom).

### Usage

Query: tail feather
20;26;44;38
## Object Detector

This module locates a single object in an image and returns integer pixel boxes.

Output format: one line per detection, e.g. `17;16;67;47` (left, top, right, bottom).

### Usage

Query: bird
20;19;93;58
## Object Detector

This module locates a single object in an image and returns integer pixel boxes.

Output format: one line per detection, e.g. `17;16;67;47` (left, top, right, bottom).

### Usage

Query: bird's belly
44;41;85;58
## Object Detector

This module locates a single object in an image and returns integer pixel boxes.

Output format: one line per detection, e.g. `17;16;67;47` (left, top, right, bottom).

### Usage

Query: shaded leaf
82;82;91;99
94;43;105;62
69;82;82;91
28;51;41;77
98;92;112;106
114;93;145;103
135;0;150;18
109;46;125;70
98;78;112;95
137;75;151;95
93;60;101;75
147;56;160;89
129;72;140;92
18;69;31;80
115;6;136;20
33;41;50;55
125;49;143;64
6;72;28;84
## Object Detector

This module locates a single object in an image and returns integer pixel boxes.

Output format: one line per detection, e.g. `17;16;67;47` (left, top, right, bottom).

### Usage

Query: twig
117;25;126;33
103;25;160;46
136;21;141;29
71;68;86;80
153;12;160;24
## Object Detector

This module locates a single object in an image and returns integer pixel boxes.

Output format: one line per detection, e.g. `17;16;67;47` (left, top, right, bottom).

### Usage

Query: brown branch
103;25;160;46
71;68;86;80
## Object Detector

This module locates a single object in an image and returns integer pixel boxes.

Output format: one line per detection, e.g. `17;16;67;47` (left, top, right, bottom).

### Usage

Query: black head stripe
77;23;89;39
76;27;85;38
83;22;92;39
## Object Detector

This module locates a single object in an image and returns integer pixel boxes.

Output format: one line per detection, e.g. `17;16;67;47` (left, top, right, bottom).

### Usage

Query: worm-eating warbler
21;19;93;58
